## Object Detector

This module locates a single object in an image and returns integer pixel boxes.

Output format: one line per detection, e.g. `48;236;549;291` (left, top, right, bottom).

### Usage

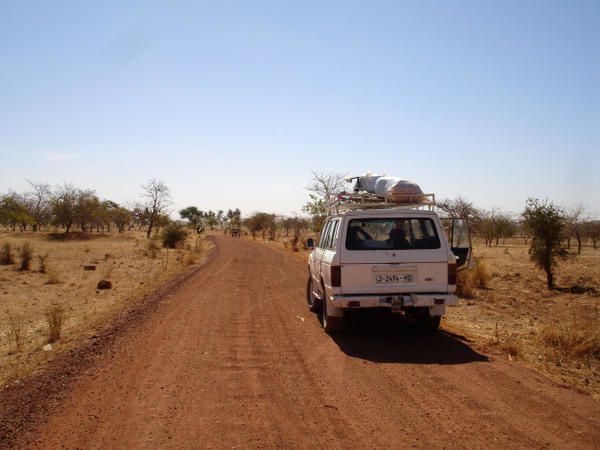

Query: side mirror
306;238;315;249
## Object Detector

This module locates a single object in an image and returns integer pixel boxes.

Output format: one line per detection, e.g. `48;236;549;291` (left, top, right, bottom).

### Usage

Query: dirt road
11;236;600;449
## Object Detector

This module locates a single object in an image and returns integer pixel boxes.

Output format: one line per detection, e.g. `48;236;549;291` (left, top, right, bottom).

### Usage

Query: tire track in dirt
9;235;600;449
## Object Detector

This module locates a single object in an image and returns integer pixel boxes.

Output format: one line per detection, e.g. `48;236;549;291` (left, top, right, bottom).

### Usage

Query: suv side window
318;221;331;248
326;219;339;250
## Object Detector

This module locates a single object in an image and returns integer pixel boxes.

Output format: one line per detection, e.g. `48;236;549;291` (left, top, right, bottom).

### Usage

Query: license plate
375;273;415;284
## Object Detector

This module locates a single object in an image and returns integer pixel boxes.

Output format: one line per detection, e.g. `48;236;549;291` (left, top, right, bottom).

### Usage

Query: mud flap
326;298;345;318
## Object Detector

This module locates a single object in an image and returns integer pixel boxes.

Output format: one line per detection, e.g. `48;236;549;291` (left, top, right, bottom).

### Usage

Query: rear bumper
330;293;458;309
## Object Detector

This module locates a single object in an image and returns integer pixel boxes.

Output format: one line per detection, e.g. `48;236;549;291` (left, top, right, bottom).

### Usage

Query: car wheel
306;275;321;313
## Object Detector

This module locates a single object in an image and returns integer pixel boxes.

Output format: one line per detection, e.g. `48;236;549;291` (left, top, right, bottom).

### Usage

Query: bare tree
141;179;173;238
566;203;587;255
306;171;346;201
437;197;480;220
303;171;346;232
26;180;52;232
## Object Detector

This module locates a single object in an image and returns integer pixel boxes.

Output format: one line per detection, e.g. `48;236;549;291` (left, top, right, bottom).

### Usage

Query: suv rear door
319;218;341;292
340;215;449;295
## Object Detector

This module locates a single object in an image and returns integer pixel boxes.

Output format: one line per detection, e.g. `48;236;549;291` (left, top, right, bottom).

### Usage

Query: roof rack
327;192;436;215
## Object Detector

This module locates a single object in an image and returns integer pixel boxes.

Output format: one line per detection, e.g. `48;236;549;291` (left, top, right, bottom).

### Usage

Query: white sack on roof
356;173;426;203
357;173;382;192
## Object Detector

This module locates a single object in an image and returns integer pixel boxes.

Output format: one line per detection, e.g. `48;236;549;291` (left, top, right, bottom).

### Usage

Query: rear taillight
331;266;341;287
448;262;457;285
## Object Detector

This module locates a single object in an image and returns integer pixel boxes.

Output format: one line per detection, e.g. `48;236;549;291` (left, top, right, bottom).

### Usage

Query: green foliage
244;212;276;239
522;198;568;289
111;206;132;233
205;210;218;230
180;206;204;232
226;208;242;229
0;192;35;231
302;194;327;232
51;184;99;234
161;223;189;249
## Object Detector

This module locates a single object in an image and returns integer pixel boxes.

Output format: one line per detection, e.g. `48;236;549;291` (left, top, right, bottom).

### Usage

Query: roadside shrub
8;314;25;353
471;259;491;288
38;253;49;273
0;242;14;265
161;223;188;249
456;270;475;298
45;304;66;343
19;242;33;271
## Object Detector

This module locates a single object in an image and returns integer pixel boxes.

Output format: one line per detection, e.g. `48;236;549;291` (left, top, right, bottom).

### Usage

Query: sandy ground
3;235;600;449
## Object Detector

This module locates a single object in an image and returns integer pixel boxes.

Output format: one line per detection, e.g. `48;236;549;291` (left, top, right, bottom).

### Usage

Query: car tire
306;275;321;313
322;296;344;334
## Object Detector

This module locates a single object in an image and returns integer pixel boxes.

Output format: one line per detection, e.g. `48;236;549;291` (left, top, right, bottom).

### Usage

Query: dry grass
44;304;65;343
538;318;600;364
46;267;62;285
38;253;49;273
0;229;212;387
7;314;25;354
0;241;14;265
456;270;475;298
471;258;491;288
444;238;600;400
18;242;33;271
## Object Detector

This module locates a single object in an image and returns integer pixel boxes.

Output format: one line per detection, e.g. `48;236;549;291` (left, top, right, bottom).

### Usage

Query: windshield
346;218;441;251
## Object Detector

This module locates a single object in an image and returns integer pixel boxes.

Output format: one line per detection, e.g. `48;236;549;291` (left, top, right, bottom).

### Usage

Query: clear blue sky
1;1;598;218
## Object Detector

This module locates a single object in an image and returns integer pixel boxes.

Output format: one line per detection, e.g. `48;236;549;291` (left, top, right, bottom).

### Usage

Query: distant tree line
436;197;600;252
0;181;136;234
1;179;185;238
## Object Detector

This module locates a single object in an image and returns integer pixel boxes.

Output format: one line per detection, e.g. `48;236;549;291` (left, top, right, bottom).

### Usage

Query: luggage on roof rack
329;173;435;214
326;191;436;215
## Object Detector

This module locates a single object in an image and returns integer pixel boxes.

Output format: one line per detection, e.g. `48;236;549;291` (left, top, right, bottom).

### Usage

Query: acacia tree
111;205;132;233
522;198;568;289
244;212;275;240
180;206;204;232
141;179;173;238
582;221;600;249
0;192;33;231
205;210;218;230
437;197;480;221
51;184;80;234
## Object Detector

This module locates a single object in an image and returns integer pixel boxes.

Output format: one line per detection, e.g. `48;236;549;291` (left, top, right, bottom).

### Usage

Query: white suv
306;208;470;333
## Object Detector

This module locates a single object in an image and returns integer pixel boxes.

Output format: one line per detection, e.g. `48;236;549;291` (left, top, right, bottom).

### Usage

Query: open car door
442;218;472;271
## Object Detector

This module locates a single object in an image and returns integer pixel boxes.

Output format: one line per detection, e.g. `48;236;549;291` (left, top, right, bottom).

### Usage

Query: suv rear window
346;218;441;251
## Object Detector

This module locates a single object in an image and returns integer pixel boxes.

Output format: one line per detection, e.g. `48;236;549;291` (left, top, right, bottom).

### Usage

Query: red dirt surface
4;235;600;449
